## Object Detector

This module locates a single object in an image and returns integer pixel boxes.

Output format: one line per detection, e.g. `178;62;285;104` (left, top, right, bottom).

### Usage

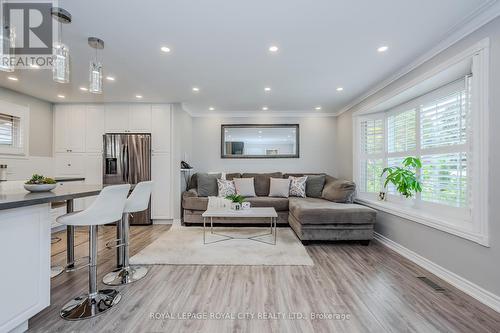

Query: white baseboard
374;232;500;313
153;219;174;225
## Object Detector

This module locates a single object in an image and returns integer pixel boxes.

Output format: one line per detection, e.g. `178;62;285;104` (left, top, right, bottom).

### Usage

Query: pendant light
51;7;71;83
0;0;15;72
88;37;104;94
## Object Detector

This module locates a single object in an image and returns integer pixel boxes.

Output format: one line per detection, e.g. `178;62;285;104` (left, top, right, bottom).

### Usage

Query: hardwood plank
28;225;500;333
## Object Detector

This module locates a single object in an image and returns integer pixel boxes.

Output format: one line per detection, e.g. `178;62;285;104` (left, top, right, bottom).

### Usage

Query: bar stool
58;184;130;320
103;181;153;286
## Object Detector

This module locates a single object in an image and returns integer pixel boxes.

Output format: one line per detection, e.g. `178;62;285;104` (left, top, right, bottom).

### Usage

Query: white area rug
130;225;313;266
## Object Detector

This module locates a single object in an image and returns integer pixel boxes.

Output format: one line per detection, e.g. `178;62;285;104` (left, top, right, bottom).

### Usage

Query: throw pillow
217;179;236;197
234;178;256;197
268;178;291;198
305;174;326;198
321;176;356;203
289;176;307;197
197;173;222;197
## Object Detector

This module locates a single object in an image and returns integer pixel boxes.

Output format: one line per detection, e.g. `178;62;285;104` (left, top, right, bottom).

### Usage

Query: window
353;40;489;246
0;101;28;156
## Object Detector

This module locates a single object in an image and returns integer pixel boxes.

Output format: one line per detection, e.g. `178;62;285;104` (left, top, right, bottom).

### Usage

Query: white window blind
356;76;471;210
0;113;20;146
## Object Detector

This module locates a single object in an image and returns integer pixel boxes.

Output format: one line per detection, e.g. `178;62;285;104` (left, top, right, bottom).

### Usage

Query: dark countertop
0;182;101;210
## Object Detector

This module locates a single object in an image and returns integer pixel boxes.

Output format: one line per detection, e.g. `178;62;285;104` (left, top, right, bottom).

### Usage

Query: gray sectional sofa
182;172;376;245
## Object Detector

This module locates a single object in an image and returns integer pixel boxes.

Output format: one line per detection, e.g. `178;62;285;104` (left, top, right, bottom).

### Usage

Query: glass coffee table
202;207;278;245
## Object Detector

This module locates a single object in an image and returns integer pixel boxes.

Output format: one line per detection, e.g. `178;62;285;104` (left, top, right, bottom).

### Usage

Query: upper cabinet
151;104;171;152
104;104;151;133
85;105;105;153
54;105;86;153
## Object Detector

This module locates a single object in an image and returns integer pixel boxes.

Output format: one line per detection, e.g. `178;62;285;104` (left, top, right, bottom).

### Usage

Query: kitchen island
0;181;101;333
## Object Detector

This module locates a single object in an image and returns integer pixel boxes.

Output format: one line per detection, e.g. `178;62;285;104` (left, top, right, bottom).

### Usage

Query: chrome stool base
60;289;121;320
102;265;148;286
51;265;64;278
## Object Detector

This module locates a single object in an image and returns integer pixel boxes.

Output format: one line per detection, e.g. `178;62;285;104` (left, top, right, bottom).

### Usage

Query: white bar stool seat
103;181;153;286
58;184;130;320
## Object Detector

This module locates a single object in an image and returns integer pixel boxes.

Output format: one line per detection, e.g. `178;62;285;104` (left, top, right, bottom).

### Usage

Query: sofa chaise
182;172;376;245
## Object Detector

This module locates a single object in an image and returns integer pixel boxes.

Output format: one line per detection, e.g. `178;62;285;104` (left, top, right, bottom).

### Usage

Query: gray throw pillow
306;175;326;198
268;178;291;198
197;173;222;197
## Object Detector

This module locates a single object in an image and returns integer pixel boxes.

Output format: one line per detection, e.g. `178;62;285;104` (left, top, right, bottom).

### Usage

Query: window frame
0;100;29;157
352;39;490;246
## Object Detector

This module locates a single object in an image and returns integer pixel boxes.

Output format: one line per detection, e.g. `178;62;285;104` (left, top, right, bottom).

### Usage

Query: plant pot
24;183;57;192
230;202;241;210
378;191;387;201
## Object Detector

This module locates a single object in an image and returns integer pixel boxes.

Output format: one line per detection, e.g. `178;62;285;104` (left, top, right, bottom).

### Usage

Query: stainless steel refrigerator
103;133;152;225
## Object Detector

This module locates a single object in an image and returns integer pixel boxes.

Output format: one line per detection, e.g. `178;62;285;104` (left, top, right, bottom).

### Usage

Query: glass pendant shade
0;27;15;72
89;61;102;94
53;43;70;83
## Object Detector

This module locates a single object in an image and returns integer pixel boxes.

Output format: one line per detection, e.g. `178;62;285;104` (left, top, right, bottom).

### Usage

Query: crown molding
334;0;500;117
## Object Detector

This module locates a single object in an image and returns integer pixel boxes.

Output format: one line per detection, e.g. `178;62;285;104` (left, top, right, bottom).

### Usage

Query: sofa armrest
321;177;356;203
182;188;199;199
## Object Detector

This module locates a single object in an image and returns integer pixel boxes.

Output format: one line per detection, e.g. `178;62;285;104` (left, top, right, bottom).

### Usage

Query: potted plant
380;157;422;199
24;174;57;192
225;194;245;210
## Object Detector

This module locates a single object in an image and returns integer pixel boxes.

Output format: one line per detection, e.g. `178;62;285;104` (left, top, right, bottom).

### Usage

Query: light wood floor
29;225;500;332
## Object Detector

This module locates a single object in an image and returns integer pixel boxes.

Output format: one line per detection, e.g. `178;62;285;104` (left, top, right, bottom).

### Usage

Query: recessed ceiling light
79;86;88;91
29;64;40;69
106;76;115;81
264;87;271;92
336;87;344;92
160;46;171;53
135;95;143;99
57;94;65;99
7;76;18;81
262;106;268;111
315;106;322;110
269;45;279;52
377;45;389;53
209;107;215;111
192;87;200;92
258;130;262;134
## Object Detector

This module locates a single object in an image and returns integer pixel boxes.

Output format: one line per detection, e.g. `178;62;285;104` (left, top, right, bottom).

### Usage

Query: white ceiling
0;0;494;116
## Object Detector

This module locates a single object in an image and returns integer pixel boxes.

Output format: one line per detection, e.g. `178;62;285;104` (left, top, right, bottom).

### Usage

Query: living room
0;1;499;332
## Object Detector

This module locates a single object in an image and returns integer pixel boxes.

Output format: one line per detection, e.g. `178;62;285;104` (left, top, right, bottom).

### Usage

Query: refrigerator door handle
121;144;127;183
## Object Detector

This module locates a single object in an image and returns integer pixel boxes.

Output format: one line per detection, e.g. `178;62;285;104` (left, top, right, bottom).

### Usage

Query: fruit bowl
24;183;57;192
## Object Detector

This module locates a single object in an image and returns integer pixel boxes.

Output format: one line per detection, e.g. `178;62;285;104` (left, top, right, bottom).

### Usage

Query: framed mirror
221;124;299;158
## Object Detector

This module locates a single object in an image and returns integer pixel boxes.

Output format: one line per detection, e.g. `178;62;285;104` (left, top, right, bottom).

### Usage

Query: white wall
0;87;54;180
191;115;337;176
336;17;500;300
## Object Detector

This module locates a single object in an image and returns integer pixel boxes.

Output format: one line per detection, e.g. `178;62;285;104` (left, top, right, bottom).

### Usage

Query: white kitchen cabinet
129;104;152;132
104;104;130;133
54;105;86;153
85;105;105;153
54;153;85;176
151;104;171;152
151;152;171;219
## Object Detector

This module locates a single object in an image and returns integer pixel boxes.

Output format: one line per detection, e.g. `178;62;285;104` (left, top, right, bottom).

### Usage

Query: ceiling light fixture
29;63;40;69
336;87;344;92
377;45;389;53
264;87;271;92
192;87;200;92
135;95;143;99
51;7;72;83
57;94;65;99
315;106;322;110
106;76;115;81
7;76;18;81
262;106;268;111
160;46;171;53
269;45;279;53
88;37;104;94
208;107;215;111
79;86;88;91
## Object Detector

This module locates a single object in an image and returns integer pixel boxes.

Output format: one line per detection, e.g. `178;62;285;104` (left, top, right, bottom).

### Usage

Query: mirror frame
220;124;300;159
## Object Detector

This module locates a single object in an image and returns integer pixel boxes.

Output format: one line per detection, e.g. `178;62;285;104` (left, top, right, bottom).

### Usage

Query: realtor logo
2;1;53;54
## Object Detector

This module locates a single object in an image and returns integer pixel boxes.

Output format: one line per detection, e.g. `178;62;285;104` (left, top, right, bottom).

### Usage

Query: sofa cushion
234;178;256;197
269;178;290;198
289;197;376;225
321;175;356;203
197;173;221;197
305;175;326;198
217;179;236;197
242;172;282;196
288;176;307;197
182;195;209;211
188;172;241;190
245;197;289;211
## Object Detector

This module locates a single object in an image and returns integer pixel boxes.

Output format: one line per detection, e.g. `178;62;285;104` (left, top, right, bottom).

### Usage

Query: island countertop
0;181;101;210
